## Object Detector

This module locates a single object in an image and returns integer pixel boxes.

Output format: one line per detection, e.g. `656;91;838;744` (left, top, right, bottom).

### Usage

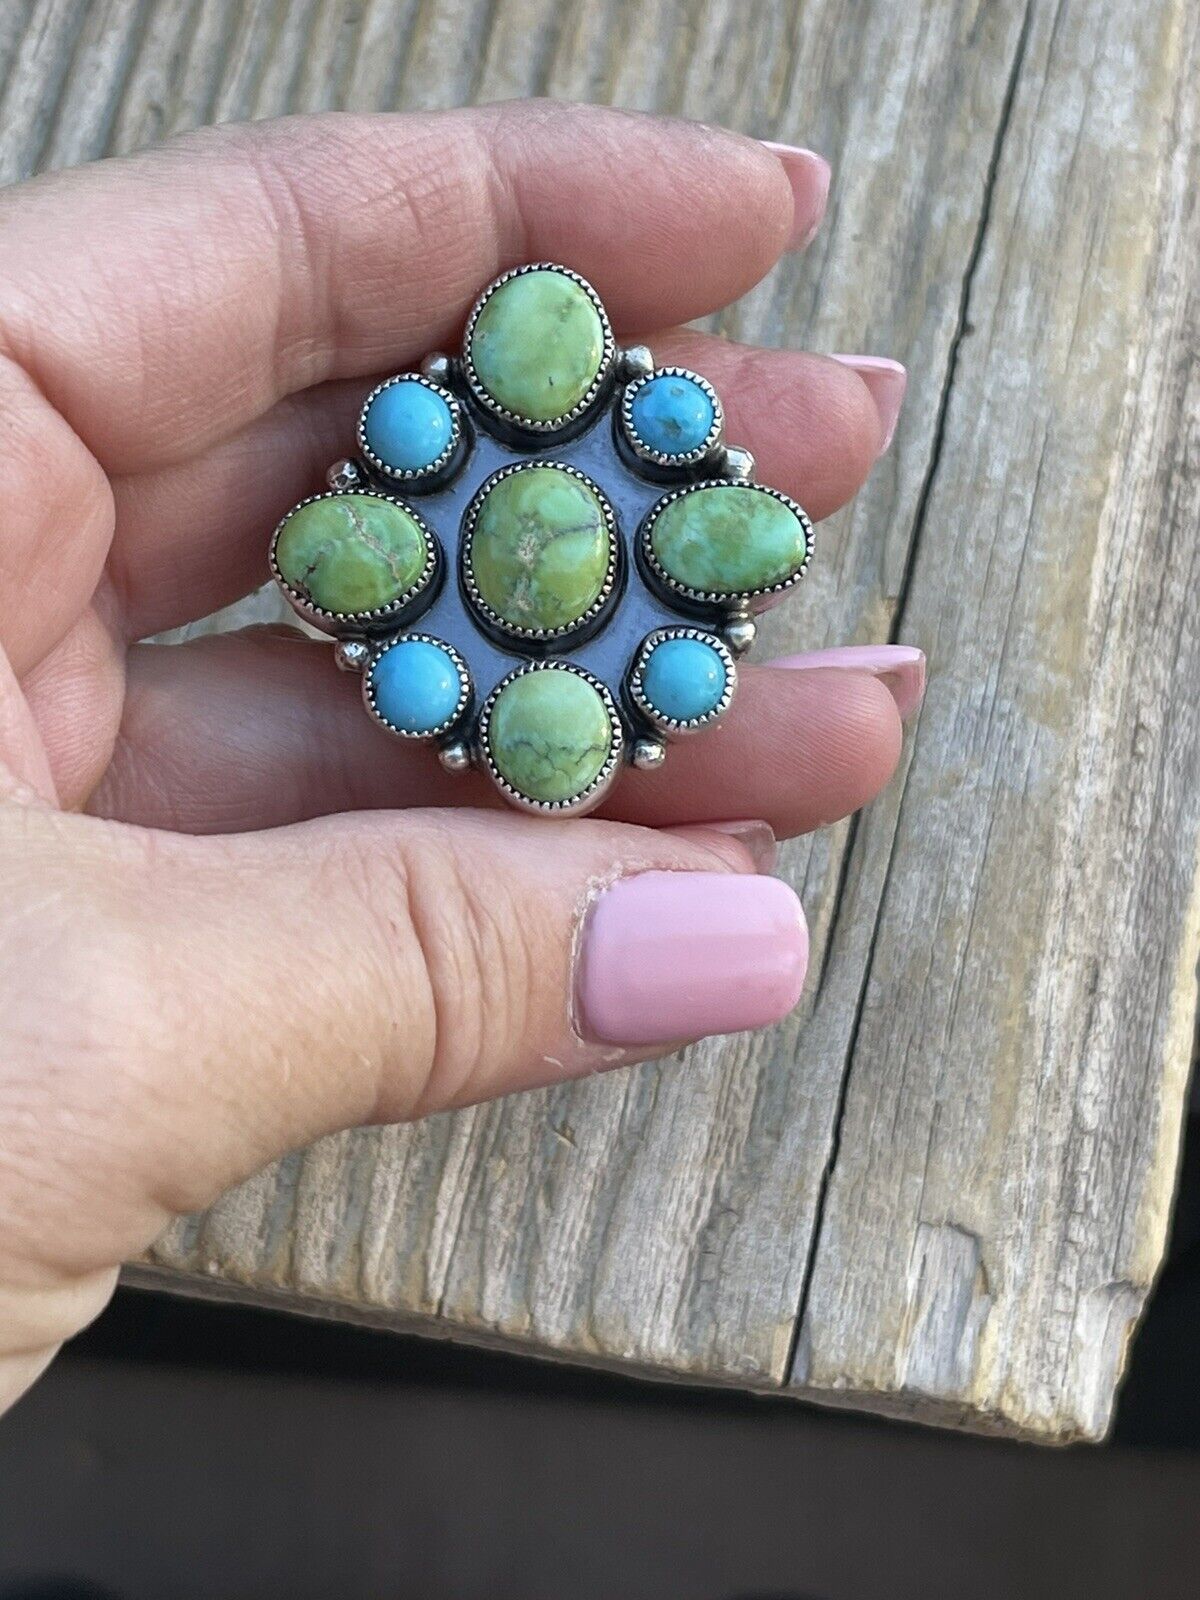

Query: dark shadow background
0;1112;1196;1600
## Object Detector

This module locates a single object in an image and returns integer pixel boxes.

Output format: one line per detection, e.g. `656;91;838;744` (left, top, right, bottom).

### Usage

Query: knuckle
0;813;165;1269
390;822;537;1116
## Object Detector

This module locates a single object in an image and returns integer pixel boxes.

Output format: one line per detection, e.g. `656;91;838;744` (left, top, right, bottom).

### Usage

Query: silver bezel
627;626;737;737
356;372;464;485
639;480;814;610
461;262;616;433
362;633;472;741
460;460;621;643
270;489;439;635
477;660;625;817
619;366;724;468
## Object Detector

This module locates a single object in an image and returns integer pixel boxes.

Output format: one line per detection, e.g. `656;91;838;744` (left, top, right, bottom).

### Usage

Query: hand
0;102;919;1414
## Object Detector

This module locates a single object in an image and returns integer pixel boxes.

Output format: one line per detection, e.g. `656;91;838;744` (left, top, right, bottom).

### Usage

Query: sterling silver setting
326;457;366;492
267;261;814;816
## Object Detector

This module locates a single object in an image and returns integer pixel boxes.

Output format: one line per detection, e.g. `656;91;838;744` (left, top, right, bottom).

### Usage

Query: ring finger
90;628;914;838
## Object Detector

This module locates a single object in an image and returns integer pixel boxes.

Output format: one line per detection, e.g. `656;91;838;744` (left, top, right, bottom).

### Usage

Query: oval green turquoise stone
469;466;612;633
648;484;809;598
470;270;606;423
487;669;613;805
275;494;429;615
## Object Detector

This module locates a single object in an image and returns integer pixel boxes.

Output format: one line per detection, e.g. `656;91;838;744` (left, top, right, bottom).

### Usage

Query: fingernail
577;872;808;1046
768;644;926;720
830;354;907;451
761;142;831;251
701;820;778;873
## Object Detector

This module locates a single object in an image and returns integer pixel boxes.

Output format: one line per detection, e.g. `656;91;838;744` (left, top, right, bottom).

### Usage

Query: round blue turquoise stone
363;380;455;474
641;636;726;723
370;638;464;734
629;373;716;458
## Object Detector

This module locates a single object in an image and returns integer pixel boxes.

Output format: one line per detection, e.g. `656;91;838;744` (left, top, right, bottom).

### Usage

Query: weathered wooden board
2;0;1194;1441
791;0;1200;1439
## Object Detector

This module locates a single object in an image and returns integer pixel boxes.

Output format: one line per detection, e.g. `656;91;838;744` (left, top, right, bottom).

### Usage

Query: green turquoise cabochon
483;666;619;807
465;463;615;637
272;492;433;618
269;262;814;815
644;482;811;602
466;266;611;426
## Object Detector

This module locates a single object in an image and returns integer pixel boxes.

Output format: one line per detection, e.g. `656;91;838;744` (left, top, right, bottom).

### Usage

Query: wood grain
2;0;1194;1441
792;0;1200;1439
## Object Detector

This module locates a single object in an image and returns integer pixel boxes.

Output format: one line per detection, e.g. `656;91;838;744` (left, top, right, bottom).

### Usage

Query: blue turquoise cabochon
627;371;719;462
639;636;728;725
360;376;458;477
368;636;467;736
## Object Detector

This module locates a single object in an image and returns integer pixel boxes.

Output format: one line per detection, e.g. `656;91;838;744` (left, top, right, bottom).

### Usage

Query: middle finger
109;330;888;640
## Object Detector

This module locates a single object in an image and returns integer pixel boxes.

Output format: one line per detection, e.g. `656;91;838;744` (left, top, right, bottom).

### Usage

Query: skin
0;102;904;1415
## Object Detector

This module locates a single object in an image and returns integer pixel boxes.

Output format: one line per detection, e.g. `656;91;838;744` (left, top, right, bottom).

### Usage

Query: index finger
0;103;813;477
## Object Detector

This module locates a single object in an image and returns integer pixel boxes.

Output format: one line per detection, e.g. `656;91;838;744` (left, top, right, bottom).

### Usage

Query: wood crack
784;0;1037;1388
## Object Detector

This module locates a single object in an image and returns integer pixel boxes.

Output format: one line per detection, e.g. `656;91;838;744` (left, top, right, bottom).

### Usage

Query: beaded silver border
356;372;464;485
619;366;724;468
627;626;737;738
460;460;621;643
477;659;625;817
639;480;814;610
269;488;440;635
362;633;472;741
461;262;616;434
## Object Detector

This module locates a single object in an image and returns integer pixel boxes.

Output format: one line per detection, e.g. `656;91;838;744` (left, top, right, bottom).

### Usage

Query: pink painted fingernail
761;142;831;251
768;644;926;720
577;872;808;1046
831;355;907;452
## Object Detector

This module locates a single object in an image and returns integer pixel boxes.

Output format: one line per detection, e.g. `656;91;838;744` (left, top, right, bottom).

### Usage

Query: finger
19;601;126;811
1;105;805;479
5;804;805;1291
91;630;906;838
112;338;885;638
0;354;113;676
0;648;57;805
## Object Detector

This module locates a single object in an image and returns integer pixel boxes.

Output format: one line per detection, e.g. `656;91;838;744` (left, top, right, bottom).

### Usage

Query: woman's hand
0;102;919;1414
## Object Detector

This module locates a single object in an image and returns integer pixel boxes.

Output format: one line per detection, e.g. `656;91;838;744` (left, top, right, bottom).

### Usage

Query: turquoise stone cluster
269;262;812;814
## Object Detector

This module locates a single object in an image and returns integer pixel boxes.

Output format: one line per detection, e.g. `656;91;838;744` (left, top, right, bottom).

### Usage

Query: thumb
4;805;808;1276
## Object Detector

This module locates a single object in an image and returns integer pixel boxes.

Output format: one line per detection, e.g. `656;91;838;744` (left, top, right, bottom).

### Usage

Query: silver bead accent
326;457;365;492
420;352;454;386
438;740;473;774
631;737;667;771
619;345;655;382
719;445;756;481
724;615;757;657
333;639;370;673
